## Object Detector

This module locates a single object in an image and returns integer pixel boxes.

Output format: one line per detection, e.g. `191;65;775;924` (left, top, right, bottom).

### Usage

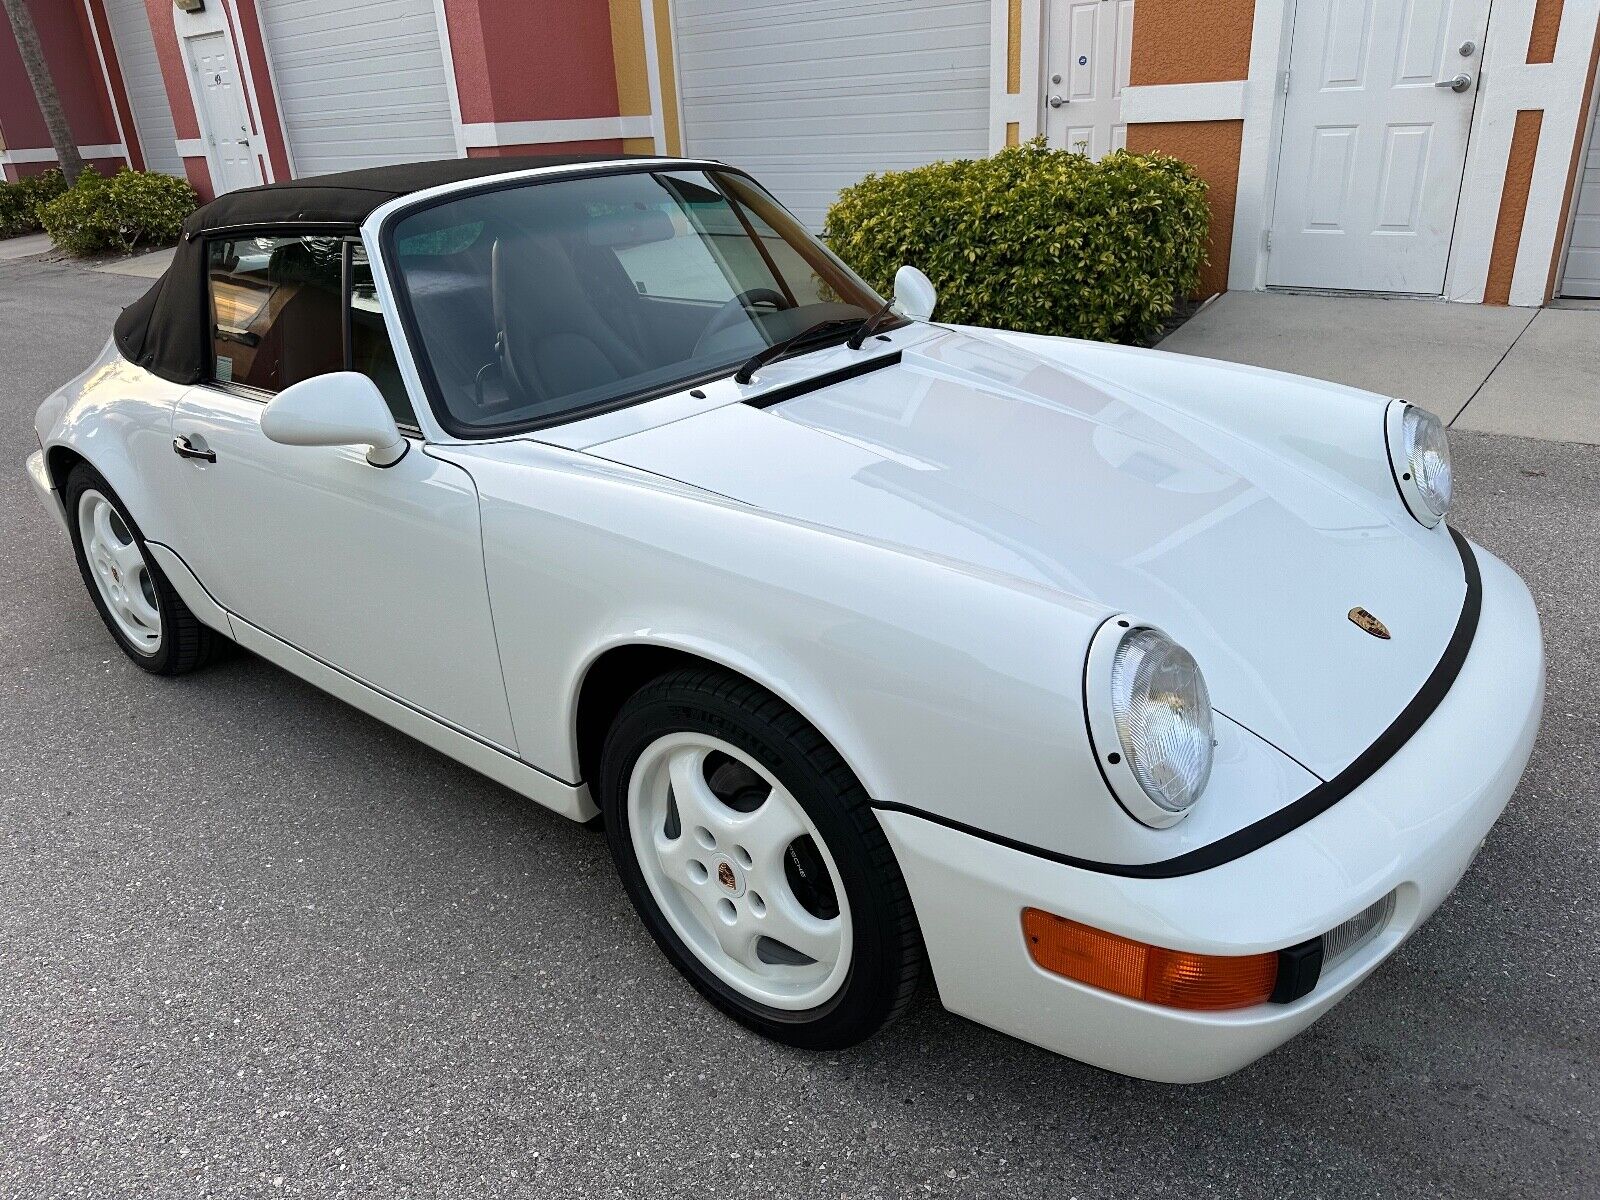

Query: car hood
587;328;1469;779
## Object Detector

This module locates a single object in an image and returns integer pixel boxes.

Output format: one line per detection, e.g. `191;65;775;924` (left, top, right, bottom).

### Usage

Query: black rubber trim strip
742;351;902;409
872;527;1483;879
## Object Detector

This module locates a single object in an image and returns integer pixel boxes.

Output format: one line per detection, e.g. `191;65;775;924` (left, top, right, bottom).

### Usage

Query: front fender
446;440;1315;870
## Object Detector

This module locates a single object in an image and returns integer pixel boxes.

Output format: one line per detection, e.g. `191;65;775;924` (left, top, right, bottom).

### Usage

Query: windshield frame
373;160;900;441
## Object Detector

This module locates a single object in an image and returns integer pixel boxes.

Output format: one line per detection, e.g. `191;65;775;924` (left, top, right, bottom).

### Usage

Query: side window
208;236;342;391
348;245;417;428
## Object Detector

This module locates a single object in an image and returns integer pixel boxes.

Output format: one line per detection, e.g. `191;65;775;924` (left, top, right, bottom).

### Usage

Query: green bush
39;166;197;256
824;139;1209;344
0;169;67;237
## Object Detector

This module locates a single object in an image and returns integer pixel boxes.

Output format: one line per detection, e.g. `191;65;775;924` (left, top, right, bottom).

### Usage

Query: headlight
1084;620;1215;828
1386;401;1453;526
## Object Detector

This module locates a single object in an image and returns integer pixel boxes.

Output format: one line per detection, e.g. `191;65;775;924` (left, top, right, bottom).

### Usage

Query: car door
168;231;518;749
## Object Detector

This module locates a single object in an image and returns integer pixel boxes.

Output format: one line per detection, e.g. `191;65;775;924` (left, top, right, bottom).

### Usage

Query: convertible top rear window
385;168;886;436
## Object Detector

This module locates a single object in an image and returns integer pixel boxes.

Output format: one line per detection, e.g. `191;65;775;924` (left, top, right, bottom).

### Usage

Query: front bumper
26;449;68;536
882;538;1543;1083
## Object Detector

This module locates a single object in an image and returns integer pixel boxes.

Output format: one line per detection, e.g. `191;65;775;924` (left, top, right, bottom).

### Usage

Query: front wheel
599;668;923;1050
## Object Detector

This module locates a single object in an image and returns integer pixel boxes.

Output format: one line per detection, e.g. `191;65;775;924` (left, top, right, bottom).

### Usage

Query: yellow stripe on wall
1527;0;1565;63
609;0;653;118
652;0;682;154
1007;0;1022;94
1485;110;1545;305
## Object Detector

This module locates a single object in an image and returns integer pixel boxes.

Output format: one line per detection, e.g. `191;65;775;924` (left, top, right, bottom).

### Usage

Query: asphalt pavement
1;253;1595;1198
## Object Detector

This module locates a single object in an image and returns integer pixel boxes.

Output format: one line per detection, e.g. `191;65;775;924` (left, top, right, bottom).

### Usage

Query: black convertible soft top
113;155;652;385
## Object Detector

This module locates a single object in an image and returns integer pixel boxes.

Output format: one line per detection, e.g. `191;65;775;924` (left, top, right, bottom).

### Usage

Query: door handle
173;436;216;463
1435;73;1472;92
1048;94;1067;108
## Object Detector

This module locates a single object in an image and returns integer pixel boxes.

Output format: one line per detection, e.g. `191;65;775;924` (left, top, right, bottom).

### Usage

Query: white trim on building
0;144;127;165
460;117;656;147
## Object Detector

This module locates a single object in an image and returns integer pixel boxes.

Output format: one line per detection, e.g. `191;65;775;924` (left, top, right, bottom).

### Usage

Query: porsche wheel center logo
1348;607;1391;639
714;858;745;897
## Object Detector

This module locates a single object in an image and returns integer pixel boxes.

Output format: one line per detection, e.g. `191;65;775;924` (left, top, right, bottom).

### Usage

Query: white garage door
258;0;457;178
673;0;991;229
1561;107;1600;298
103;0;184;177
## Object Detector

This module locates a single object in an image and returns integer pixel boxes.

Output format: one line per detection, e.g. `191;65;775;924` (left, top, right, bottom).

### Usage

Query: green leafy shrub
0;169;68;237
39;166;197;256
824;139;1209;344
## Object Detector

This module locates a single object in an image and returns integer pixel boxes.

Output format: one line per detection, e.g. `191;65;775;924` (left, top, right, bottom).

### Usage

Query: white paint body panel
590;327;1463;787
28;164;1543;1080
102;0;185;177
672;0;991;227
168;386;518;748
257;0;457;175
1044;0;1134;158
1268;0;1492;293
887;541;1541;1082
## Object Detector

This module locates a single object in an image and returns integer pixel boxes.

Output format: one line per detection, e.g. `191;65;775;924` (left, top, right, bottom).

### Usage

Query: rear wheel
599;667;922;1049
65;464;226;675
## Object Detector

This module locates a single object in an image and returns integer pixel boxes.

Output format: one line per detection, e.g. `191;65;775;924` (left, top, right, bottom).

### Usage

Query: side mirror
893;264;937;321
261;372;408;467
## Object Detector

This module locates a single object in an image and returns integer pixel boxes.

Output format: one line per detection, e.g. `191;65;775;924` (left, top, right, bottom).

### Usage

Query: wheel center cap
714;857;745;897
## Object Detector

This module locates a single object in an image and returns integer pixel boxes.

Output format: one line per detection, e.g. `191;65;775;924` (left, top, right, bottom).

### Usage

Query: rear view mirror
261;372;408;467
588;206;675;248
893;265;937;321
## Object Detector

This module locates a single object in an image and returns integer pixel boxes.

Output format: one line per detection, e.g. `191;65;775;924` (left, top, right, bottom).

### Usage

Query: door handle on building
1048;95;1067;108
1435;74;1472;93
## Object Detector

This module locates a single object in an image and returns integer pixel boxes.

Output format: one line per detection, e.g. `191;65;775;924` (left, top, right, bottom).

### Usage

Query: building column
0;0;129;181
443;0;672;158
1120;0;1256;298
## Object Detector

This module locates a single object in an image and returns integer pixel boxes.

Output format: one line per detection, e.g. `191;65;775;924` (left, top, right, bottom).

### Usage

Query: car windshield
386;168;890;434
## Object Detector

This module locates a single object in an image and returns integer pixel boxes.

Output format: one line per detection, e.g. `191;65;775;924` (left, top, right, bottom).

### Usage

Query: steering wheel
695;287;789;353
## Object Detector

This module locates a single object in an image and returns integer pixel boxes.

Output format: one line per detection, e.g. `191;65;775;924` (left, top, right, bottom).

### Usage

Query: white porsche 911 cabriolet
28;156;1542;1082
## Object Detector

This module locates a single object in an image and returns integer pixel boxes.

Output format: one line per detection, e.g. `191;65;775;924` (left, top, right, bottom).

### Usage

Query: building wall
0;0;128;181
1125;121;1242;298
1112;0;1600;305
7;0;1596;309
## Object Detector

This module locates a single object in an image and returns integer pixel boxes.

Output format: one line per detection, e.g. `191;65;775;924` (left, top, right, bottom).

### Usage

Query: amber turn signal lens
1022;908;1278;1011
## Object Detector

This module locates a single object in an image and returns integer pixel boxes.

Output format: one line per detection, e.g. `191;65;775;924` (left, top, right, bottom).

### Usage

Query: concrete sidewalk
0;235;174;276
1159;290;1599;446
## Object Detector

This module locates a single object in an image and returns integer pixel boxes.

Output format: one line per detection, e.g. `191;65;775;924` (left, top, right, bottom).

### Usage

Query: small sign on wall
174;0;205;14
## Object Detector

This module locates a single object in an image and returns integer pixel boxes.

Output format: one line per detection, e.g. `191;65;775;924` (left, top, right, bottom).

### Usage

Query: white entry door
1268;0;1492;293
186;33;263;194
1044;0;1134;158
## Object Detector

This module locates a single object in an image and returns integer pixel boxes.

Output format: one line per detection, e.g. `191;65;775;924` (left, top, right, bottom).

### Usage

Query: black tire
599;666;923;1050
64;463;227;676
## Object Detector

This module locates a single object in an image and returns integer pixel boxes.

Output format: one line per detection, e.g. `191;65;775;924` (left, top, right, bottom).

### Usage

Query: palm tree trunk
1;0;85;184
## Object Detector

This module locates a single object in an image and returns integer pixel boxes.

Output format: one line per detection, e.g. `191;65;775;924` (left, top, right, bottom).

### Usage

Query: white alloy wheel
77;488;161;655
628;732;853;1010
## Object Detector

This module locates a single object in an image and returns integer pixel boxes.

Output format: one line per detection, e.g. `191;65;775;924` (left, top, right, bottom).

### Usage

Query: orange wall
1126;1;1253;295
1528;0;1565;64
1485;111;1545;304
1129;0;1255;86
1127;121;1242;297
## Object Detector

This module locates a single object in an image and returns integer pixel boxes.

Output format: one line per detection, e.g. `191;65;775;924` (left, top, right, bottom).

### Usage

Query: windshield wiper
846;298;897;350
733;317;864;385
